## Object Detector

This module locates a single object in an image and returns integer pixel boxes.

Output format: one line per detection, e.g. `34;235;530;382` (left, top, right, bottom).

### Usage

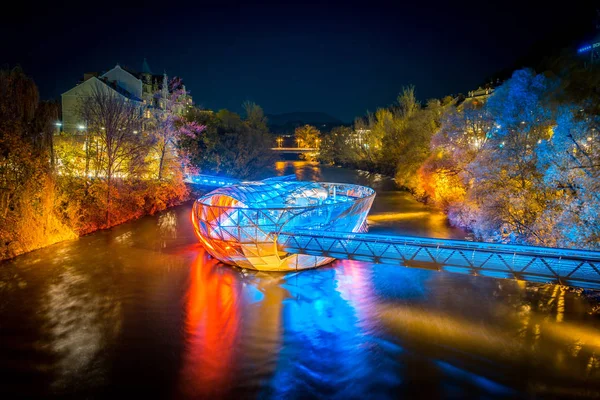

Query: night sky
2;1;595;122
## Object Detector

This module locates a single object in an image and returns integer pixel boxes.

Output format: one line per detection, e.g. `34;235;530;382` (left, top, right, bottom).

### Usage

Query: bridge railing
185;174;297;186
270;147;319;152
277;229;600;289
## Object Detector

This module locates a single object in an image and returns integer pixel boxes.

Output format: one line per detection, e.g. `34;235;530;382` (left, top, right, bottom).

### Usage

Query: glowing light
191;180;375;271
180;250;240;397
368;212;431;222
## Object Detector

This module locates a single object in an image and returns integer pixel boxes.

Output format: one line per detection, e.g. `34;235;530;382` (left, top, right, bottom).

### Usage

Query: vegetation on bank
317;56;600;250
0;68;192;259
178;101;277;180
0;67;277;260
3;50;599;259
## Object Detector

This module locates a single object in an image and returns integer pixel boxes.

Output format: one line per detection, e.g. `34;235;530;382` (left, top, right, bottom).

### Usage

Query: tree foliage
0;68;191;259
321;64;600;250
179;103;277;179
420;67;600;248
294;124;321;148
0;68;75;259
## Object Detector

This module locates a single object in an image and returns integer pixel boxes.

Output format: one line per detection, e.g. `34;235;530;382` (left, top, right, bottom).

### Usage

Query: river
1;161;599;399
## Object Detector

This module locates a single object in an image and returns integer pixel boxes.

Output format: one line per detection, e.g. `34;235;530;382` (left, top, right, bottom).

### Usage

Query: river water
1;161;599;399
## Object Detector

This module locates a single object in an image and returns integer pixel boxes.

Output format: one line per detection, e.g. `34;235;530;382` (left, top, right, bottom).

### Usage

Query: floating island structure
191;176;375;271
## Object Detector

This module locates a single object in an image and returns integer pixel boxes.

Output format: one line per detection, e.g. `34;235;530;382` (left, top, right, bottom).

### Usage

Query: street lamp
277;137;283;148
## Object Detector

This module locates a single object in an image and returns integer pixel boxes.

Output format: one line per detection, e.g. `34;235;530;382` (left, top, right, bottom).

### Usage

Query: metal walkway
184;173;297;186
277;230;600;289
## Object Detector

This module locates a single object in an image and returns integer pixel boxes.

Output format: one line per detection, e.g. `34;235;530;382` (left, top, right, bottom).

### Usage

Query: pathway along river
1;161;599;399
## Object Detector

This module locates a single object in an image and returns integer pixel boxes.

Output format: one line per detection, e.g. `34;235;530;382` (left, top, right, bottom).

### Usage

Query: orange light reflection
179;250;241;397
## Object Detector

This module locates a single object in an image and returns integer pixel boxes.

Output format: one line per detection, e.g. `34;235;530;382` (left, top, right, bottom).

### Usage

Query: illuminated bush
192;181;375;271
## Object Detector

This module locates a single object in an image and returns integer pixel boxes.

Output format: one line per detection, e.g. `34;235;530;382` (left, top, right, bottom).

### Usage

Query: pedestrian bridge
277;230;600;289
270;147;319;154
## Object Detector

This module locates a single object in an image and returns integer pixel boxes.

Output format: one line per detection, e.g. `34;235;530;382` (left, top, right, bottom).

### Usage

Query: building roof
142;58;152;74
61;76;142;102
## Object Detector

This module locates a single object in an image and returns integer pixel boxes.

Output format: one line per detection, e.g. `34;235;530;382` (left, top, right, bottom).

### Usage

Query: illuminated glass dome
191;180;375;271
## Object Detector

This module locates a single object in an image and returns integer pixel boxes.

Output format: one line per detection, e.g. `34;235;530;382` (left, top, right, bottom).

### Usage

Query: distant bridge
270;147;319;154
278;230;600;289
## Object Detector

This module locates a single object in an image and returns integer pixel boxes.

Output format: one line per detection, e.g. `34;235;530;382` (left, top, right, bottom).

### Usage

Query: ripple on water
0;162;599;398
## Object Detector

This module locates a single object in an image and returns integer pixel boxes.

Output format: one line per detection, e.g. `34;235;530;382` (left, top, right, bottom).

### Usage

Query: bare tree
147;77;190;180
79;85;148;225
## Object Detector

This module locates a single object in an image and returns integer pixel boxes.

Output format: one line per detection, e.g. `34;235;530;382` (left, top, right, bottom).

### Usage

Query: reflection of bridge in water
185;174;600;289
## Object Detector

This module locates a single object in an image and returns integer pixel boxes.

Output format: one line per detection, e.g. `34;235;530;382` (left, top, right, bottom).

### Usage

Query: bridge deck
278;230;600;289
270;147;319;153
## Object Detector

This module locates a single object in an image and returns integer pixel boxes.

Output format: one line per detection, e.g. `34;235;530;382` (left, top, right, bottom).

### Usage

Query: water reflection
275;160;322;181
43;265;122;393
180;250;241;397
179;250;287;398
1;162;600;399
265;264;403;399
158;210;178;239
379;271;600;396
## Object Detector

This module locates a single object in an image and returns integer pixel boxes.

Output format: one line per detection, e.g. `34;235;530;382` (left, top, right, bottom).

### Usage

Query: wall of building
101;66;143;100
61;78;131;132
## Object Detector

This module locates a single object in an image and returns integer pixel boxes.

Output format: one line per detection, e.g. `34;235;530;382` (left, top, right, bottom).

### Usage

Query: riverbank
3;170;600;398
0;177;189;261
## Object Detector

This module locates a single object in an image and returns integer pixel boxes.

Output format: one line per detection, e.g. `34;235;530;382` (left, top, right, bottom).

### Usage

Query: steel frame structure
277;230;600;289
191;181;375;271
188;174;600;288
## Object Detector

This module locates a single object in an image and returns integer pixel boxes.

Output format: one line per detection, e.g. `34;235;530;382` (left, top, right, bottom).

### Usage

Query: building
466;86;495;99
61;59;191;132
577;33;600;68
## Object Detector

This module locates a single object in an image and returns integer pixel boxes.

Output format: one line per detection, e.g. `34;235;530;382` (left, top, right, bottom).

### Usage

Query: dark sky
2;1;596;122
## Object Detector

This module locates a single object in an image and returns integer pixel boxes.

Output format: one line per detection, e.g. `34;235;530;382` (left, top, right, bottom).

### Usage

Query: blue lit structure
184;174;241;187
577;35;600;67
191;179;375;271
184;173;297;187
277;230;600;289
190;175;600;287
